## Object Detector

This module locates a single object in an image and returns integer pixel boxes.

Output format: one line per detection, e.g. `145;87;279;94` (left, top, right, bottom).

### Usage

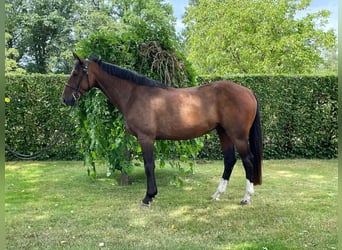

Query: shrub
5;74;81;160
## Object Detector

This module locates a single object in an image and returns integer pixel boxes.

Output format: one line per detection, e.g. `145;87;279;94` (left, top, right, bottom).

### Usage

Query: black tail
249;101;263;185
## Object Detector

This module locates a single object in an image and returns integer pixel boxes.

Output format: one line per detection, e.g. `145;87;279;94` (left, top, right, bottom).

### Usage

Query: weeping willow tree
73;1;199;185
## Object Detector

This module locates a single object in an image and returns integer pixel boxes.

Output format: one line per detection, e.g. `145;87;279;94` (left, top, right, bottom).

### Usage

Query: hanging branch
140;41;188;87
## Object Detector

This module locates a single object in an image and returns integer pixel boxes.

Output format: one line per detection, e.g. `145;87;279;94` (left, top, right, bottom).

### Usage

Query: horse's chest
124;115;153;137
124;121;136;136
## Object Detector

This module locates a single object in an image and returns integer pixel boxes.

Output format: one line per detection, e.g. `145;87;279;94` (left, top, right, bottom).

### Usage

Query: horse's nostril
61;96;71;106
61;96;76;106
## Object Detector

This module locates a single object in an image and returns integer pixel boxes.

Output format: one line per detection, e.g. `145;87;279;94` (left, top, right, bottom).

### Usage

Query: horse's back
208;80;255;99
199;80;257;115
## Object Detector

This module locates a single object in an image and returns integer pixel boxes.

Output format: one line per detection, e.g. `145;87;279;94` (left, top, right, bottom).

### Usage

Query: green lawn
5;160;337;250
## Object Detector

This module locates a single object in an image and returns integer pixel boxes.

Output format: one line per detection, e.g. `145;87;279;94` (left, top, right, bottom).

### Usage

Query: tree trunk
120;171;129;186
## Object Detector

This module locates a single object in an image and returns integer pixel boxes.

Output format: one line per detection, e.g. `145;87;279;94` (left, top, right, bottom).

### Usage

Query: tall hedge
5;74;337;160
5;74;81;160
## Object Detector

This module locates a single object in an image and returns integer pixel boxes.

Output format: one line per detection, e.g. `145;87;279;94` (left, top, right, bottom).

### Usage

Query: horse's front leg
139;137;157;206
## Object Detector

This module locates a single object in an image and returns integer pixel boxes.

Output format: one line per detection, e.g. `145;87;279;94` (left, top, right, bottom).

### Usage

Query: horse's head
62;53;96;106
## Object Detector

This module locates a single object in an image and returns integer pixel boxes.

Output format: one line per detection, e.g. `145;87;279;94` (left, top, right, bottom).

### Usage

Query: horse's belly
156;117;217;140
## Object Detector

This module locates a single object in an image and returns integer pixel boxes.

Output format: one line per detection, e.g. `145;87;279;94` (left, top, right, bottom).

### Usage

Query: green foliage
73;2;198;181
5;0;76;73
5;32;25;73
6;0;337;76
75;89;139;177
183;0;337;75
118;0;178;50
5;74;80;160
5;0;181;74
73;1;120;39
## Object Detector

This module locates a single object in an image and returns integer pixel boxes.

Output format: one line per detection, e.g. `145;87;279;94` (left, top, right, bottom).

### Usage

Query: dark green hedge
5;74;81;160
5;74;337;160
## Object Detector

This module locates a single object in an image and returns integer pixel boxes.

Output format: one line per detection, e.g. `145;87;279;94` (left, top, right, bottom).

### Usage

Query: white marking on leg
241;179;254;205
211;178;228;200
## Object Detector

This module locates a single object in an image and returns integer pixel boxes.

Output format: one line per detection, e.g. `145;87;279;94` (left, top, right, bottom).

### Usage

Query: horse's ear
72;52;83;64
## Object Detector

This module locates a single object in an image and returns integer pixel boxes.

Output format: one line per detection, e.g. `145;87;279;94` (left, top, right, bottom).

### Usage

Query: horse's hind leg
240;155;255;205
211;128;236;200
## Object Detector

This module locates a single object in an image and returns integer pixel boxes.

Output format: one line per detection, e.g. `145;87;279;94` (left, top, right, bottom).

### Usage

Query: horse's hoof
211;196;220;201
141;200;151;207
240;199;250;205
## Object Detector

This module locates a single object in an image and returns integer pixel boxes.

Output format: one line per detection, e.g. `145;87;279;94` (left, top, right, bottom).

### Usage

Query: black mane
91;58;167;89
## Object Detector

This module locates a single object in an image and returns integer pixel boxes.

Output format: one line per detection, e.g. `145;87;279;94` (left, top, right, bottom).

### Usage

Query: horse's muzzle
61;95;76;106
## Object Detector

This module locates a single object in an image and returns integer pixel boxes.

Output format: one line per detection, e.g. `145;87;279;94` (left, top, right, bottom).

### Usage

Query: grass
5;159;337;250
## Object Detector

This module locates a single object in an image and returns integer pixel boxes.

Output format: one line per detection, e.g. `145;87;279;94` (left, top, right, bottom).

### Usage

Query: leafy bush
74;30;199;180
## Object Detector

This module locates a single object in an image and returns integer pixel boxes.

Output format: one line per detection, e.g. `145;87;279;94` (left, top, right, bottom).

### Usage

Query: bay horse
62;53;263;206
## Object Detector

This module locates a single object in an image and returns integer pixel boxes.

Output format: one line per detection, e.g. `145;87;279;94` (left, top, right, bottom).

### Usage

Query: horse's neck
95;71;133;113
